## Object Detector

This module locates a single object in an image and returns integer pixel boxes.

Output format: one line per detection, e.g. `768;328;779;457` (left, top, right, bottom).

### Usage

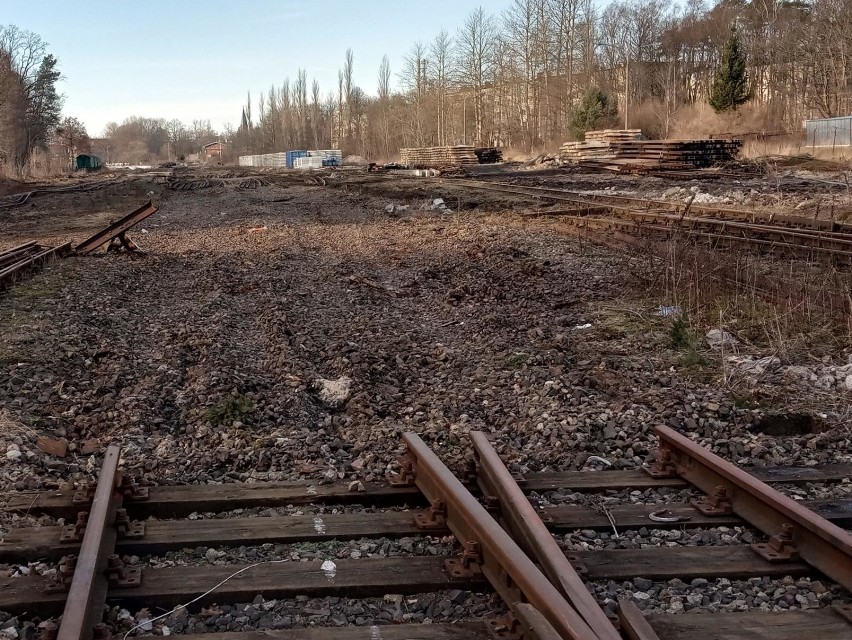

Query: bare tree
430;31;453;146
455;7;498;145
378;55;392;156
165;118;186;160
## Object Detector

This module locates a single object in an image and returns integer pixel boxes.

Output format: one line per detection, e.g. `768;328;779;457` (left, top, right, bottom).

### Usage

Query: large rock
312;377;353;409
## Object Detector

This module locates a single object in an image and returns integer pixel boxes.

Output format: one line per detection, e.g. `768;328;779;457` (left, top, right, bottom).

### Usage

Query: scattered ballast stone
589;576;846;617
140;535;457;570
107;591;505;636
558;525;762;551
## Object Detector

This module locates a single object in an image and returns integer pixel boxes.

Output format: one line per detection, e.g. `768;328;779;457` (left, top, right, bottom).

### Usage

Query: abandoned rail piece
74;201;159;255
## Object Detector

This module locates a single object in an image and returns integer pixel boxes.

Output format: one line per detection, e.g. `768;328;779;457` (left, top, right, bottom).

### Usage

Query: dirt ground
0;166;851;495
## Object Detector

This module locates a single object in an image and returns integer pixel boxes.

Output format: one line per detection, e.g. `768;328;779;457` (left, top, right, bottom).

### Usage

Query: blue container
286;150;308;168
322;158;341;167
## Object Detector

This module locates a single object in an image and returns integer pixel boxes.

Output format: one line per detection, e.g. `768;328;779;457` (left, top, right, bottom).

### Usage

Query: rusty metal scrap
74;201;159;256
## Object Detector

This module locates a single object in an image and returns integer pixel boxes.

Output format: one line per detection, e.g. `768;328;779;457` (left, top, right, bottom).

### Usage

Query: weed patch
205;395;253;427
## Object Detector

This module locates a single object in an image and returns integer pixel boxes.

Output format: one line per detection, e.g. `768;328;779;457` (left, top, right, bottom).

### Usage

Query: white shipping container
294;156;323;170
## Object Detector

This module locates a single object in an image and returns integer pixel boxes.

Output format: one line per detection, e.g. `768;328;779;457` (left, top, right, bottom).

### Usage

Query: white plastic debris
573;323;593;330
655;305;682;317
706;329;739;350
321;559;337;581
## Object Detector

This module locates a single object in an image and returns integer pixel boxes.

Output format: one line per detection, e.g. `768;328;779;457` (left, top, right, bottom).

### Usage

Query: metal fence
804;116;852;147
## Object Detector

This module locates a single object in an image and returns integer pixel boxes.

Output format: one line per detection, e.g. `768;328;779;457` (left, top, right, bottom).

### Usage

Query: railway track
444;179;852;262
0;241;71;289
0;428;850;639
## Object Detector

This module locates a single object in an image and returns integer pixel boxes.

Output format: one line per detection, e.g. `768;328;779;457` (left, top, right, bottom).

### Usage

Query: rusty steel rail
0;242;71;289
398;433;598;640
650;426;852;591
470;432;620;640
0;240;36;258
57;445;123;640
74;201;159;255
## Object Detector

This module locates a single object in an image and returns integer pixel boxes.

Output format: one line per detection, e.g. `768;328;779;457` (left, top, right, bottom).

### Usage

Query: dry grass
0;408;36;440
639;238;852;360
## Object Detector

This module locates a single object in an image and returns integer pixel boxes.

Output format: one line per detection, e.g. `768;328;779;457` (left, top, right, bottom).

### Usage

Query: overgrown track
0;178;129;210
1;430;850;640
445;178;852;262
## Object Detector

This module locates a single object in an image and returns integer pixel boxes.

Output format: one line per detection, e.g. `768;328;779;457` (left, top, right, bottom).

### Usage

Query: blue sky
0;1;505;136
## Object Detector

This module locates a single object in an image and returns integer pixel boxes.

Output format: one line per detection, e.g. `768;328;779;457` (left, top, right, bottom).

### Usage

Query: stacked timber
400;146;479;168
559;131;742;172
583;129;643;143
474;147;504;164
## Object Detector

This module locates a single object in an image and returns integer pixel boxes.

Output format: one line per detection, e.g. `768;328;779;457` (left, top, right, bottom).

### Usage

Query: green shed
75;154;101;171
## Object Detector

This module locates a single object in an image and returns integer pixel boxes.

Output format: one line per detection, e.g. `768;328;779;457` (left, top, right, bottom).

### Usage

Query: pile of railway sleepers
0;240;71;289
400;145;479;168
474;147;503;163
560;130;742;173
583;129;643;143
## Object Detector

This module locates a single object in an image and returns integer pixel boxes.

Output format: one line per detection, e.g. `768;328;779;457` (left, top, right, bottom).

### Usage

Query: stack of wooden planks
400;145;479;168
583;129;643;143
560;131;742;173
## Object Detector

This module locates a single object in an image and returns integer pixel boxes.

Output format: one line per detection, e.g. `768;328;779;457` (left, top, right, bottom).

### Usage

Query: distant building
202;141;226;164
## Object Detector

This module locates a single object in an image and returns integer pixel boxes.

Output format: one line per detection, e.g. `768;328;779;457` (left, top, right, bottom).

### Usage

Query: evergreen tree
709;28;751;113
570;88;617;139
25;55;62;152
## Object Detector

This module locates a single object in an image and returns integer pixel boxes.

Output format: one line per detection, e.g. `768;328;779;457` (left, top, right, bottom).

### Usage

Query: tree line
236;0;852;159
102;117;222;164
